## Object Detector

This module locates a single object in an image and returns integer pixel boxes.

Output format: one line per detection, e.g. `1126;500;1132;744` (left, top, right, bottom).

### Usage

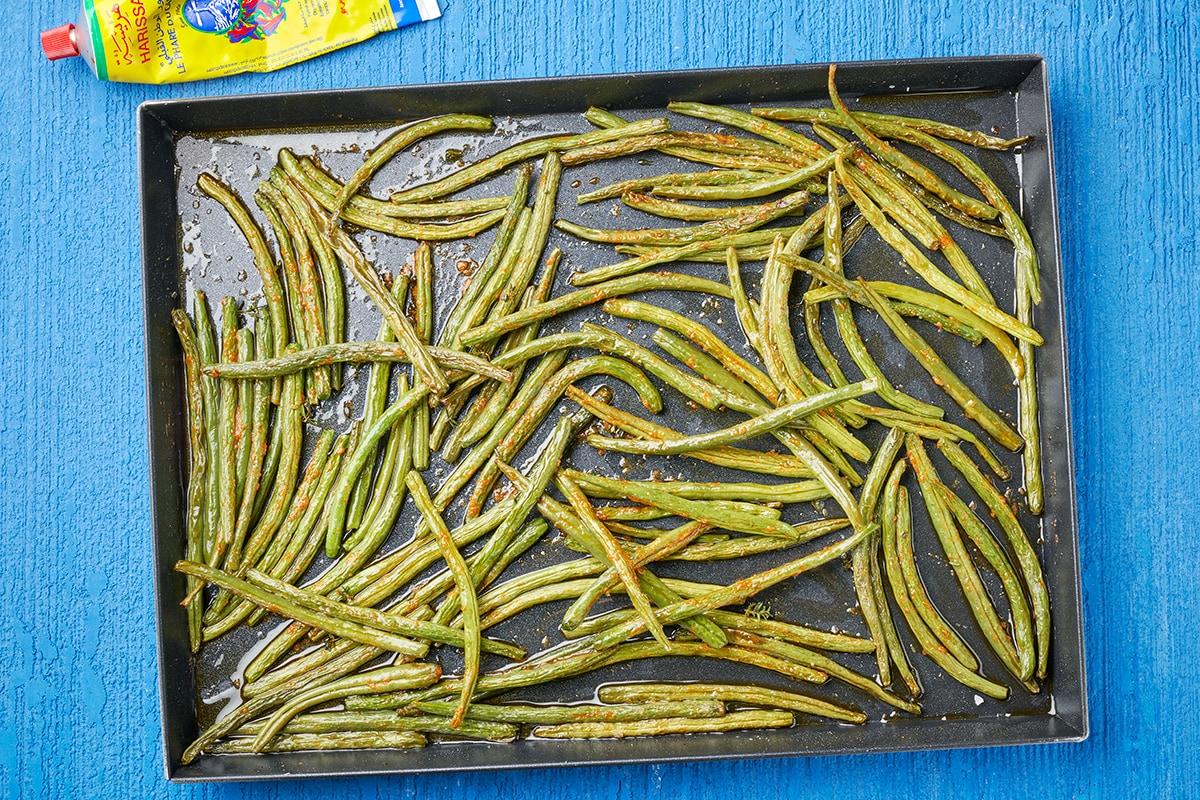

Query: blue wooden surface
1;1;1197;797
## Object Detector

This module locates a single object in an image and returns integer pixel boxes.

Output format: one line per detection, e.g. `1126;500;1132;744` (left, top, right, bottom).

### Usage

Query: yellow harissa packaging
40;0;440;83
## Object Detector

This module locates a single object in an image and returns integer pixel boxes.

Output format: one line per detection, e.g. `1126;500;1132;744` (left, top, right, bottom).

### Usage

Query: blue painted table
2;1;1197;797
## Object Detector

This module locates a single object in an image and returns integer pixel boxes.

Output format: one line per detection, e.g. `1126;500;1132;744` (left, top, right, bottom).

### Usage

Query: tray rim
140;55;1087;784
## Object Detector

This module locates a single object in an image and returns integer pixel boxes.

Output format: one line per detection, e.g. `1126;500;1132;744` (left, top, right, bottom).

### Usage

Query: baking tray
141;56;1086;782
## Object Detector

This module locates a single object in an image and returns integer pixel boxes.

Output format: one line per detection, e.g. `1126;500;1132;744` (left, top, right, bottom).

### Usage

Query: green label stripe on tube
83;0;107;80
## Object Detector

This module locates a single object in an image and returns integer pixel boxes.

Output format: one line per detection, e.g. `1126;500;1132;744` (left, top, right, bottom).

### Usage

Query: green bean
494;462;725;648
938;439;1049;678
593;500;780;522
242;636;365;698
171;311;209;651
297;154;510;218
807;280;998;355
387;117;669;203
191;293;224;563
211;427;336;627
243;568;522;660
294;187;448;395
651;328;771;410
273;173;346;388
452;289;544;451
179;559;428;655
208;731;426;754
753;103;1038;296
411;243;434;471
429;520;552;629
588;110;804;174
667;101;826;155
182;637;385;763
906;435;1022;680
872;122;1040;301
240;711;516;743
644;522;847;561
556;473;670;647
561;188;810;283
465;355;661;516
1015;266;1044;514
431;413;579;625
343;647;621;712
531;709;794;739
598;682;864;724
473;518;552;601
250;384;284;521
250;663;442;752
788;241;947;423
833;153;1042;346
577;169;771;204
418;699;725;725
649;164;826;201
813;132;940;251
559;470;802;540
261;430;351;579
605;297;779;402
598;639;826;686
818;123;997;305
427;353;569;515
850;429;903;685
859;444;920;695
576;322;756;416
825;67;998;221
476;554;605;619
223;428;353;638
561;131;813;171
436;165;533;350
621;191;807;222
588;380;876;458
936;484;1035;683
328;113;494;225
457;271;732;347
563;385;815;478
204;341;511;383
231;330;253;510
881;471;1007;698
478;577;598;629
405;472;481;727
725;247;762;351
233;314;274;554
702;608;872;654
234;364;300;578
721;629;920;714
581;521;874;659
357;376;413;547
328;199;507;240
656;143;845;199
604;224;809;275
210;298;240;570
487;154;562;325
347;277;408;531
855;278;1023;450
561;520;711;633
259;179;330;400
325;383;429;557
342;498;520;617
883;459;979;670
754;105;1029;150
196;174;289;365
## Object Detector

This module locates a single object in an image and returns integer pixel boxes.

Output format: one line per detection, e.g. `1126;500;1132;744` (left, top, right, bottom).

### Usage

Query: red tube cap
41;24;79;60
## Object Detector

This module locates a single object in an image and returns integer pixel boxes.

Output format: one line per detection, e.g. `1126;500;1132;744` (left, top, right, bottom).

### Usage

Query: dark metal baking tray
140;56;1085;782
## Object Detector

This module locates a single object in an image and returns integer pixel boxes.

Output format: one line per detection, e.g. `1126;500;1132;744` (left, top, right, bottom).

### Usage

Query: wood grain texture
1;0;1196;797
